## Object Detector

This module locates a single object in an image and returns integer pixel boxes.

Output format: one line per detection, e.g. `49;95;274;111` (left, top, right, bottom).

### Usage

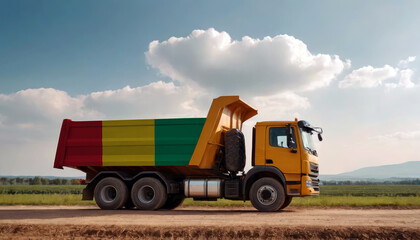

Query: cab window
269;127;297;148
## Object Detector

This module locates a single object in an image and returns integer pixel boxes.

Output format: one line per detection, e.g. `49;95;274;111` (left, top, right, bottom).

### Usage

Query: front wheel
249;177;285;212
278;196;293;210
131;177;167;210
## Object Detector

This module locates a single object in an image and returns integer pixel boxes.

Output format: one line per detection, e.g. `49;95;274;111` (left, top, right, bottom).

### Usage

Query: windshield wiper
307;148;318;156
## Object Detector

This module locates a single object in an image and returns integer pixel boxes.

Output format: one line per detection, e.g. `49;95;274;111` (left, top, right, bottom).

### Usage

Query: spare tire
224;128;246;172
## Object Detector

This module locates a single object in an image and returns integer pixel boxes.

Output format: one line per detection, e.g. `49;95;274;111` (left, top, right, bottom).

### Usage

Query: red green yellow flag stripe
54;118;205;168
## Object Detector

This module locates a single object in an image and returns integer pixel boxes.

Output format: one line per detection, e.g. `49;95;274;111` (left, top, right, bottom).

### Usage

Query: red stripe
62;120;102;167
54;119;71;169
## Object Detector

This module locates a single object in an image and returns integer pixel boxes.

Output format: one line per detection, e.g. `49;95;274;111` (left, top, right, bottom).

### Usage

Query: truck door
265;126;301;174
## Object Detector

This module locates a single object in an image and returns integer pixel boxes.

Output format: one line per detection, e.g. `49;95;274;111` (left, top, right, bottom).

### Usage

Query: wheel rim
257;185;277;206
101;185;117;203
138;185;155;204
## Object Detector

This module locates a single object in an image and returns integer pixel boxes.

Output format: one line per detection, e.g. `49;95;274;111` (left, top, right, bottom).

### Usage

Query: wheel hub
100;185;117;203
257;185;277;205
138;185;155;203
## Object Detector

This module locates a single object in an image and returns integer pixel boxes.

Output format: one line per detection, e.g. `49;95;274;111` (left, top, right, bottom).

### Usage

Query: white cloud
146;28;348;95
0;82;208;130
252;92;310;119
398;56;416;68
339;65;398;88
397;69;415;88
384;69;415;89
84;81;209;119
0;88;94;128
339;57;417;89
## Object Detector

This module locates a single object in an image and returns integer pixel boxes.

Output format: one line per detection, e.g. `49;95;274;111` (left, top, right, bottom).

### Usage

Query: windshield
300;129;316;153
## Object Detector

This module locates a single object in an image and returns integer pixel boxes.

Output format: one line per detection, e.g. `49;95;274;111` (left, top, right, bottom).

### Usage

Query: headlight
306;180;312;187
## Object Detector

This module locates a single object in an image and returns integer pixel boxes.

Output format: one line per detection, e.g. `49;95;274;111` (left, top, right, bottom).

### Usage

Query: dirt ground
0;206;419;239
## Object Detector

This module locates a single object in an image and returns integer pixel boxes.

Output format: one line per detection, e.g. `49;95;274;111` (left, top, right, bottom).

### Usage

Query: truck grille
309;162;319;176
309;162;319;191
310;178;319;191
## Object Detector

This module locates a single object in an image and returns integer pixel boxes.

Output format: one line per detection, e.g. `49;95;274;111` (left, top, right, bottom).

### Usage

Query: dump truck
54;96;323;212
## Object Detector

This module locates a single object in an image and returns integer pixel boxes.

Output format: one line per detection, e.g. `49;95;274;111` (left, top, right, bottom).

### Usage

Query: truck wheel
94;177;128;210
249;177;285;212
279;196;293;210
131;177;167;210
161;194;185;210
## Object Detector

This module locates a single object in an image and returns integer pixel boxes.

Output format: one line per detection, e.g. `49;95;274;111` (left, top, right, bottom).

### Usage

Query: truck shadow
0;208;295;220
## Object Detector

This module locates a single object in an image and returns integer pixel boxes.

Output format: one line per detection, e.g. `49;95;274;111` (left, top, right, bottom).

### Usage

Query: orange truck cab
54;96;323;212
253;121;321;198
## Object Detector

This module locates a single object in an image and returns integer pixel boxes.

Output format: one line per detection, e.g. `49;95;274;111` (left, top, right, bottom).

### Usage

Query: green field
0;185;419;207
0;185;84;194
320;185;420;197
0;194;94;205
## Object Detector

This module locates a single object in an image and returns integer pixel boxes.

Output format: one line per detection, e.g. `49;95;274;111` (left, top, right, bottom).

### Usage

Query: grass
0;194;94;205
0;185;419;207
320;185;420;197
0;185;85;194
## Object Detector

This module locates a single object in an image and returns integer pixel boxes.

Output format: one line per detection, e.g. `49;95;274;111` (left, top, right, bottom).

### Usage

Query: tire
225;129;246;172
249;177;285;212
94;177;128;210
131;177;167;210
278;196;293;210
161;194;185;210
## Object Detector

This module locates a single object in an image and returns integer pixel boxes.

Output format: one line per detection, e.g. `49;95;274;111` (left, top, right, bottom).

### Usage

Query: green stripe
154;118;206;166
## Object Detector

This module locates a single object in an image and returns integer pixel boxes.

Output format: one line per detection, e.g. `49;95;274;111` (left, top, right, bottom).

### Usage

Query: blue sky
2;1;419;94
0;1;419;176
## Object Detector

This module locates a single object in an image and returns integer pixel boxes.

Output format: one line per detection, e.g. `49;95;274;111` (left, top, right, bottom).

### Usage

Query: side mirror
285;124;295;148
318;134;323;141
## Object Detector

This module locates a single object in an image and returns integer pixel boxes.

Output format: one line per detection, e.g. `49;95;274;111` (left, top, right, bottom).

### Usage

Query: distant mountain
321;161;420;181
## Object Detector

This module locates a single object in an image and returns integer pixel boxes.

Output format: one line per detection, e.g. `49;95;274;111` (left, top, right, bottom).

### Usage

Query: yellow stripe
102;119;155;166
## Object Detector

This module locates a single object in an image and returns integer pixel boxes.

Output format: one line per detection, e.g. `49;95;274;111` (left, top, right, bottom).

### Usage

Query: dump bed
54;96;257;171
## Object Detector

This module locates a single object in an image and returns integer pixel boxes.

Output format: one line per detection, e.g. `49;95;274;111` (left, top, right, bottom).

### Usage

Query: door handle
265;159;273;164
290;149;297;153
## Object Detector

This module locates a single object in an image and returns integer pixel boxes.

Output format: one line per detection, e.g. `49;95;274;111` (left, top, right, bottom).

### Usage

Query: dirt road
0;206;419;239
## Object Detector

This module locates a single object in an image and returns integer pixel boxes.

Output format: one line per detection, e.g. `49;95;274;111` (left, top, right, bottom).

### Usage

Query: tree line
321;179;420;185
0;177;82;185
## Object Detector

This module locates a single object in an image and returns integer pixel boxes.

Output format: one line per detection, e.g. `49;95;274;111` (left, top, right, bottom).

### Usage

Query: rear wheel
161;194;185;210
131;177;167;210
249;177;285;212
94;177;128;210
278;196;293;210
